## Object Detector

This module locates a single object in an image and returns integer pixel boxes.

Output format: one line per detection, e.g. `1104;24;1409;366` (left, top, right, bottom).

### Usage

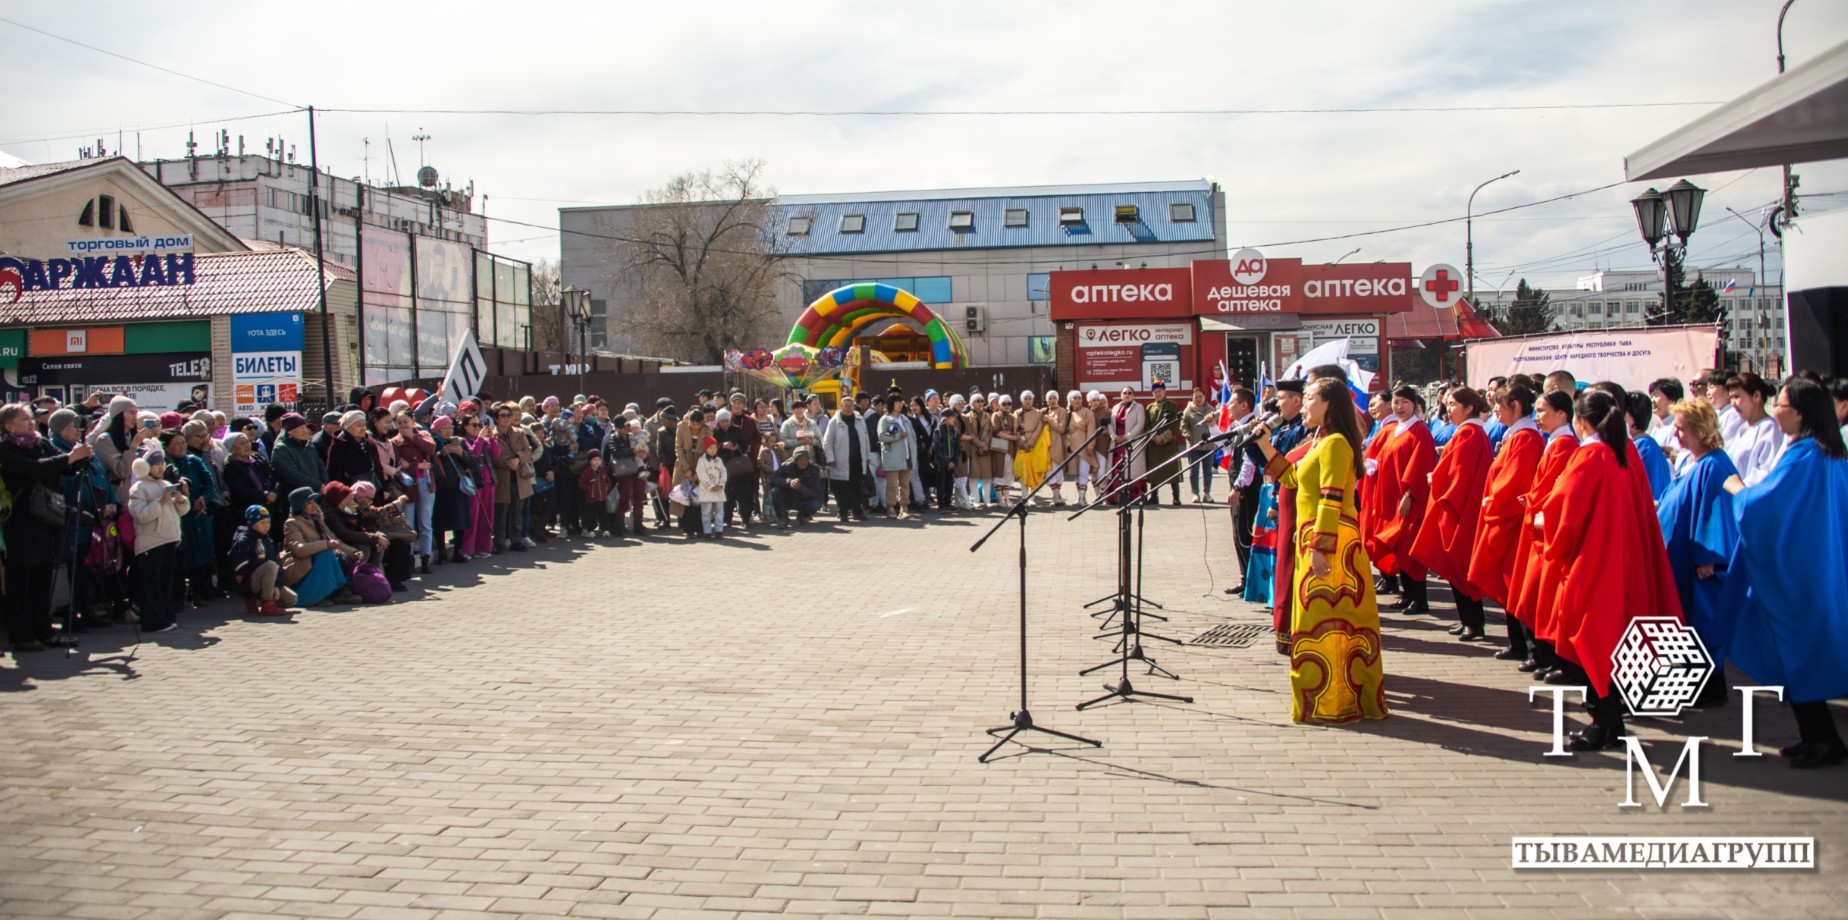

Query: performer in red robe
1541;389;1681;751
1410;387;1494;641
1358;393;1399;596
1506;390;1578;678
1588;381;1683;624
1465;385;1543;662
1364;387;1435;613
1269;436;1316;647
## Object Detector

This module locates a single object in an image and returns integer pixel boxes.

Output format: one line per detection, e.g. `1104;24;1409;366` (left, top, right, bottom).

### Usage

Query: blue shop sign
230;313;305;352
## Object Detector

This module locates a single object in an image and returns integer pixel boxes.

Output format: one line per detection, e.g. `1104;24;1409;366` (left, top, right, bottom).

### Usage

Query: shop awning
1385;296;1459;340
1625;38;1848;181
1455;298;1501;339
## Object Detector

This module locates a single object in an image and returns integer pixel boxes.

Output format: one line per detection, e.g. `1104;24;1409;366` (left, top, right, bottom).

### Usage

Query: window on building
1169;202;1196;223
893;212;918;232
1058;206;1084;226
1628;301;1640;315
787;215;812;236
98;194;115;230
1003;208;1028;229
948;211;974;231
77;200;94;227
118;207;133;234
1585;302;1600;316
839;214;865;234
1569;303;1582;318
1114;205;1140;224
1027;272;1051;301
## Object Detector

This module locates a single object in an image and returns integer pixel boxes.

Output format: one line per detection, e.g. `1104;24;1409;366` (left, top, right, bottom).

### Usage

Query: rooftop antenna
412;129;431;166
386;135;402;187
362;137;370;185
185;129;197;160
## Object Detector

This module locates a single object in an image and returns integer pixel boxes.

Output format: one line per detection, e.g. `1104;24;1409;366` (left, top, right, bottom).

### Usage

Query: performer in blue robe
1242;482;1278;607
1634;433;1672;501
1656;446;1739;706
1723;377;1848;769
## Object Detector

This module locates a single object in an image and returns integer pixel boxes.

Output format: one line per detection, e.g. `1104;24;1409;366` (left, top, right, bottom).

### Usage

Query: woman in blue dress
1655;399;1739;707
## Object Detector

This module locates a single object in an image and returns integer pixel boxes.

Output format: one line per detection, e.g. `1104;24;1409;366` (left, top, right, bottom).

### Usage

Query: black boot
420;554;433;575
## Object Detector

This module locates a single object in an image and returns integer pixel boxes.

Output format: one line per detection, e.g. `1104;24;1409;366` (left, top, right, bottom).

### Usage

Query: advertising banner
1048;268;1191;321
361;226;414;385
230;313;305;353
1074;321;1194;395
1463;326;1719;392
232;351;302;417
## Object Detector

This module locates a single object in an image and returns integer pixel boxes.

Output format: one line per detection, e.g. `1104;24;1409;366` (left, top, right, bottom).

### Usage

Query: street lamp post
1724;206;1773;373
1630;179;1705;330
1333;247;1361;264
1466;169;1520;305
565;288;592;394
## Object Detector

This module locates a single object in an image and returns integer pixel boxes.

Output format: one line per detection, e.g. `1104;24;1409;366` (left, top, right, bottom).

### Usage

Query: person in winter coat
391;409;438;572
161;430;220;606
227;505;295;616
271;413;328;496
426;417;474;563
768;447;828;526
1;404;100;650
280;486;361;607
87;394;155;497
577;450;614;537
695;436;728;538
492;404;536;550
326;410;378;487
127;453;189;632
823;401;875;523
459;416;500;557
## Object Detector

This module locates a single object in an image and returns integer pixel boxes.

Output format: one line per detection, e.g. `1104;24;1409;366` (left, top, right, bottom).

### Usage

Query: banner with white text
1464;326;1718;392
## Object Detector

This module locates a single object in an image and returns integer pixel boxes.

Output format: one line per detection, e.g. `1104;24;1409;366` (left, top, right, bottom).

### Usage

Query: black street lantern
1631;187;1666;248
1663;179;1706;241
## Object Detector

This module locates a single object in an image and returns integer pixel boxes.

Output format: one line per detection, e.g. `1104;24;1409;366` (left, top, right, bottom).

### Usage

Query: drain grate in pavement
1189;623;1271;648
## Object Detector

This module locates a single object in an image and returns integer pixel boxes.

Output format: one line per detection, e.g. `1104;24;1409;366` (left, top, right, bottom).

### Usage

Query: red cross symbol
1424;269;1459;303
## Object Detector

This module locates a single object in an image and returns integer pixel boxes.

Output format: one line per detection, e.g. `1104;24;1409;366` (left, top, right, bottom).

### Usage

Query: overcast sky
4;0;1845;291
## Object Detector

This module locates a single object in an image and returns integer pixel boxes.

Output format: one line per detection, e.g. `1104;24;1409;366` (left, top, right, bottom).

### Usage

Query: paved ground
2;502;1844;919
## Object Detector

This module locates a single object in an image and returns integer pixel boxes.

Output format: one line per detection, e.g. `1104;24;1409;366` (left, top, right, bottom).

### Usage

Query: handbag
724;454;755;478
988;436;1009;452
609;457;642;479
30;482;67;528
455;461;478;497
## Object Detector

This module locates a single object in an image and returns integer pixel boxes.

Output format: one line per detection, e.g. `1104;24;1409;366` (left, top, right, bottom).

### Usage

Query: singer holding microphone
1250;377;1389;726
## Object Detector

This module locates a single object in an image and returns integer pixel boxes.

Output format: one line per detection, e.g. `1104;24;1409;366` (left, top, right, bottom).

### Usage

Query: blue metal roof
774;181;1217;256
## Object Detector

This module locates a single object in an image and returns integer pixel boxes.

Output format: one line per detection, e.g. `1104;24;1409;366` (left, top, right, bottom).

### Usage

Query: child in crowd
127;453;189;632
695;435;728;539
227;505;295;616
577;450;612;538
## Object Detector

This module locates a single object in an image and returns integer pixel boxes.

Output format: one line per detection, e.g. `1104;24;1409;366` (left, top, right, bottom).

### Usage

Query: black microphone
1208;413;1283;444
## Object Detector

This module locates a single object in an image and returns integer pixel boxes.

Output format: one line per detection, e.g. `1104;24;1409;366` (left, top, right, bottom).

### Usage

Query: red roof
0;249;351;327
1384;296;1501;340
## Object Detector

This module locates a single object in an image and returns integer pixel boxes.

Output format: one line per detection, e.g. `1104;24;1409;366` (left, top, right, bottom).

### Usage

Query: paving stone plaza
2;507;1844;919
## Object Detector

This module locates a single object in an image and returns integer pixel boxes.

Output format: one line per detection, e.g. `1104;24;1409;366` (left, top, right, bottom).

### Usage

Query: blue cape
1484;417;1508;453
1657;450;1740;662
1725;438;1848;702
1633;433;1672;502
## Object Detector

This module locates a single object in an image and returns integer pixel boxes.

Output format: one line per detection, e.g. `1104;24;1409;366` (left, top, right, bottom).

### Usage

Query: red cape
1270;437;1318;633
1621;438;1684;622
1541;442;1677;697
1508;433;1579;631
1357;419;1398;549
1363;420;1435;577
1465;426;1543;604
1410;422;1493;598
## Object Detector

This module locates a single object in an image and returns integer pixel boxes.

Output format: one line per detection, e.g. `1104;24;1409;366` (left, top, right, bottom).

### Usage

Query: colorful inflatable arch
787;283;968;370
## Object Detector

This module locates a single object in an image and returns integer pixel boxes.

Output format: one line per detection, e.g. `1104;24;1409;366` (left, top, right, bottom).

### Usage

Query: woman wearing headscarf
1655;398;1740;707
1411;386;1494;641
991;394;1018;504
963;394;994;510
1251;378;1387;725
326;410;378;487
1012;390;1051;504
1042;391;1069;505
1365;386;1436;614
1507;391;1580;678
222;430;285;540
1722;376;1848;768
280;486;360;608
1467;385;1543;662
391;409;438;572
427;416;474;563
1107;387;1148;506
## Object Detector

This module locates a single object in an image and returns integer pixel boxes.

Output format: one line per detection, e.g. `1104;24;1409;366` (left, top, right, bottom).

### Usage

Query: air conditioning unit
965;304;986;334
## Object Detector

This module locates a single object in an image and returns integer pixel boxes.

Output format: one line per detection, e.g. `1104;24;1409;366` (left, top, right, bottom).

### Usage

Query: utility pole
308;105;335;406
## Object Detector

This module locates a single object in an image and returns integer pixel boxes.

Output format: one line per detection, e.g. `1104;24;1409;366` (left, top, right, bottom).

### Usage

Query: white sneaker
153;624;177;633
521;536;537;548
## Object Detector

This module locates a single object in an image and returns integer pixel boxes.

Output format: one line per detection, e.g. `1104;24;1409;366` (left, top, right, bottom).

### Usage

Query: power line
0;108;303;148
0;15;300;109
319;102;1725;118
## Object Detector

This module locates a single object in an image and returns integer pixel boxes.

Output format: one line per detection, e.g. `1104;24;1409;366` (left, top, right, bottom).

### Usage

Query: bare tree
599;161;789;363
528;259;566;352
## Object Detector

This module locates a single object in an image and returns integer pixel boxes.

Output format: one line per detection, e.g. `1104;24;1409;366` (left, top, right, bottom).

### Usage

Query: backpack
345;561;393;603
86;518;126;575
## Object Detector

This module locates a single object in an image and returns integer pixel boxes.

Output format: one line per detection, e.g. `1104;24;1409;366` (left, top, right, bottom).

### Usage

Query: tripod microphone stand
972;427;1102;763
1080;414;1181;626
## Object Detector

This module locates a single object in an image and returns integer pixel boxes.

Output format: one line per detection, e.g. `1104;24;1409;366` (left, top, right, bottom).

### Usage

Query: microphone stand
971;424;1104;763
1075;413;1182;622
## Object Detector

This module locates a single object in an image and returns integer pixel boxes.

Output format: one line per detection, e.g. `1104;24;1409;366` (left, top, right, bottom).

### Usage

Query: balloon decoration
377;386;430;408
787;283;968;369
724;343;852;390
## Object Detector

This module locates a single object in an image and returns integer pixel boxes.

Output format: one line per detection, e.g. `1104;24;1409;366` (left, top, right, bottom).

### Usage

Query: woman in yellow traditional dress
1253;377;1388;725
1012;390;1052;502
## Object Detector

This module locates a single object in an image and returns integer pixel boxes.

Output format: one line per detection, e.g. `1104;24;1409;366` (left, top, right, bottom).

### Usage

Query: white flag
436;331;486;405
